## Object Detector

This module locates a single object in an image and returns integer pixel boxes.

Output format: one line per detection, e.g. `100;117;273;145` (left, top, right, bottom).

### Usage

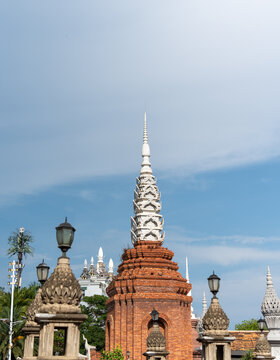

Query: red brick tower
106;114;193;360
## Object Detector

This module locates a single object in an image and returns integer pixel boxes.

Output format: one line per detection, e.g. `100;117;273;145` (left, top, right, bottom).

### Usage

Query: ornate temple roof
261;266;280;317
131;113;164;244
79;248;114;280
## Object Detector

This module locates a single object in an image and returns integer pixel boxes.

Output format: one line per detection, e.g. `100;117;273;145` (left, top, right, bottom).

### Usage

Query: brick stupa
106;114;193;360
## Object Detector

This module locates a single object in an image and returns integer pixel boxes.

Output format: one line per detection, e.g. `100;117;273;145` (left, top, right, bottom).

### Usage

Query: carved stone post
262;267;280;360
253;331;275;360
35;257;87;360
143;311;169;360
198;298;235;360
22;289;42;360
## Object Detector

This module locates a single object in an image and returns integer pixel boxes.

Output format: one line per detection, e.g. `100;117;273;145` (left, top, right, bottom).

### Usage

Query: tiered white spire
262;266;280;317
202;292;207;318
131;113;164;244
186;256;191;295
98;247;103;263
108;258;114;274
88;256;97;276
84;259;88;269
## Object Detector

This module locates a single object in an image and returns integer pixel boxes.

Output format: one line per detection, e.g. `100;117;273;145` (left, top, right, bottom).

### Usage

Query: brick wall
106;241;193;360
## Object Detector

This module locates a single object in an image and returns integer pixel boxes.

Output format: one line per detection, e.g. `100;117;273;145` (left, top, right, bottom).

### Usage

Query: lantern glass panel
63;228;74;246
56;229;64;246
257;318;266;331
150;310;159;321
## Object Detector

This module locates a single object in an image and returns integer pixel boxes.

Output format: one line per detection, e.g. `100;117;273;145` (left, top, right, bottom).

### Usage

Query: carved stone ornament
147;323;166;352
25;288;43;327
40;257;83;314
202;298;229;336
131;114;164;244
253;333;272;357
262;267;280;323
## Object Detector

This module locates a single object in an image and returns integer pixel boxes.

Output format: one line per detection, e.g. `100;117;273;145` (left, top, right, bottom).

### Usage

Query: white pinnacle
98;247;103;263
267;266;273;287
261;266;280;317
131;113;164;244
90;256;94;265
186;257;192;296
84;259;88;268
108;258;114;274
202;292;207;318
141;112;152;175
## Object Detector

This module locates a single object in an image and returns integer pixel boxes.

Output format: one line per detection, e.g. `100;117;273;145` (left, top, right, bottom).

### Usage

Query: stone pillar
198;298;235;360
23;288;43;360
143;312;169;360
23;329;39;360
35;257;87;360
252;331;275;360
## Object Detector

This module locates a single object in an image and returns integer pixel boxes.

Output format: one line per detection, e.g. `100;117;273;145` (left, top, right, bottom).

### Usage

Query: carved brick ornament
25;288;43;327
253;333;272;357
147;323;166;352
40;257;83;314
202;298;229;335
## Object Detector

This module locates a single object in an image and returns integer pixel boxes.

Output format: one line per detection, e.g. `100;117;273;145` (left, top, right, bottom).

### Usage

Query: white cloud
184;245;280;266
1;1;280;200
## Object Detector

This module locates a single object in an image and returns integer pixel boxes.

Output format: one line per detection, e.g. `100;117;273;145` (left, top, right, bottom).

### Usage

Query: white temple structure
261;266;280;360
78;247;114;297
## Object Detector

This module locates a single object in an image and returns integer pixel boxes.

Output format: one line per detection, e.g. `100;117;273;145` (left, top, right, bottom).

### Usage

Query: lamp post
258;318;266;332
36;260;50;286
150;309;159;323
207;271;221;298
56;217;76;257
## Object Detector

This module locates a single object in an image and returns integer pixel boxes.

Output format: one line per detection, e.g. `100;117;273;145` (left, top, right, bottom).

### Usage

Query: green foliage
53;329;67;355
0;284;38;360
101;346;124;360
7;229;34;259
80;295;108;352
241;349;253;360
7;229;34;287
235;318;263;330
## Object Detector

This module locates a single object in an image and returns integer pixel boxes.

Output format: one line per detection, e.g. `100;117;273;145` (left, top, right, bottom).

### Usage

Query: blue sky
1;0;280;327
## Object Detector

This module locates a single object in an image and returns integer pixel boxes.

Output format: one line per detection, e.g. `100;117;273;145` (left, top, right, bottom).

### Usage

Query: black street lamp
208;271;221;298
150;309;159;322
257;318;266;332
36;259;50;285
56;217;76;257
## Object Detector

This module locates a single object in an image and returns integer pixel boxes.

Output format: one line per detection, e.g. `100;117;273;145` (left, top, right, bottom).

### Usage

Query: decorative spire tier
131;113;164;244
202;297;229;337
262;266;280;318
40;257;83;314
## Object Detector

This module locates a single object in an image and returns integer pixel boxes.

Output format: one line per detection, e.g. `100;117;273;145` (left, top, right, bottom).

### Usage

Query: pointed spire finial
98;247;103;262
202;292;207;318
267;266;273;287
108;258;114;274
84;259;88;268
143;112;148;144
90;256;94;265
141;113;152;175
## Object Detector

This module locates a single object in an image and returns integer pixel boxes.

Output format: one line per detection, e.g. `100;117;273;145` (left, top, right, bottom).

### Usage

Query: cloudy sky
1;0;280;327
